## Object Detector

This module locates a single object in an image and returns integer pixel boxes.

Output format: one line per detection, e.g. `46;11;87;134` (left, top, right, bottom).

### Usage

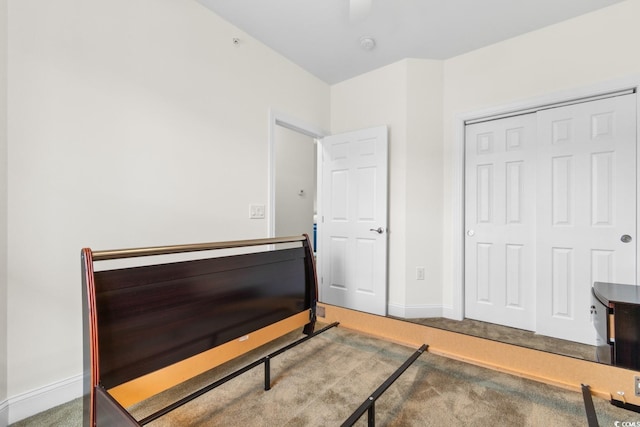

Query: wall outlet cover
250;204;265;219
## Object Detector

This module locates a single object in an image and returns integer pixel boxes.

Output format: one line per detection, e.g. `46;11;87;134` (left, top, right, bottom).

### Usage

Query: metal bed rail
342;344;428;427
138;322;340;426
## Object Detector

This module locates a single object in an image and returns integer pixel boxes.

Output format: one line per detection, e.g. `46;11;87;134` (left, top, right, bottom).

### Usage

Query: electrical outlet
249;204;265;219
635;376;640;396
416;267;425;280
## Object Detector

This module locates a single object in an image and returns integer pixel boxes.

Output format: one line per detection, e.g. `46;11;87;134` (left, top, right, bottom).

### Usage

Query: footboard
81;235;317;426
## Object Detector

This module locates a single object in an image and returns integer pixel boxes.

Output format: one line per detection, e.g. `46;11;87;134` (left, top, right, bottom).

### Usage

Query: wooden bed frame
81;235;319;426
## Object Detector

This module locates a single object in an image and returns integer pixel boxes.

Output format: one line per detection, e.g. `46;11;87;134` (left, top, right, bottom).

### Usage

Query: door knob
467;230;475;237
621;234;632;243
369;227;384;234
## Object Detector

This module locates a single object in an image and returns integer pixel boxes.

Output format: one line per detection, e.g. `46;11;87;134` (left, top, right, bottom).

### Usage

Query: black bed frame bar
341;344;428;427
137;322;339;425
581;384;599;427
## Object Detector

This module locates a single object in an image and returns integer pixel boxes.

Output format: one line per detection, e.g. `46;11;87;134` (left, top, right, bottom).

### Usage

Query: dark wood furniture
81;235;318;426
592;281;640;370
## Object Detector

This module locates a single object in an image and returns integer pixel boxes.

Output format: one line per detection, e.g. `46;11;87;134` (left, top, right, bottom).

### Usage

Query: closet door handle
370;227;384;234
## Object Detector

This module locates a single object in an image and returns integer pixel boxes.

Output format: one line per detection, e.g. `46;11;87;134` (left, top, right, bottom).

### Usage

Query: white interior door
536;93;637;345
465;113;537;330
319;126;388;316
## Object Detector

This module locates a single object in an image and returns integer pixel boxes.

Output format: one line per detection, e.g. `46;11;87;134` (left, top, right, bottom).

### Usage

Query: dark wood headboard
81;235;317;426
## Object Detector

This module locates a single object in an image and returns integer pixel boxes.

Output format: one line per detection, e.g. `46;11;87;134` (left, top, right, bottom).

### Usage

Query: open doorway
268;112;389;314
273;124;317;246
268;110;325;252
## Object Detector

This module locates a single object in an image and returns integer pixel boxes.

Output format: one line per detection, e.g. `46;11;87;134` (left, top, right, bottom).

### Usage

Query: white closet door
536;94;637;345
465;113;537;330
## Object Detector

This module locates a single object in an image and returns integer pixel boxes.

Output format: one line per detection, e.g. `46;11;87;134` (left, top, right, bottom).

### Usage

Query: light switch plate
250;204;265;219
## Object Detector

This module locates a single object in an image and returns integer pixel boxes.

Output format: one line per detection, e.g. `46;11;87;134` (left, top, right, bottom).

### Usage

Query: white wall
329;0;640;317
7;0;640;421
274;125;315;240
331;61;408;310
330;59;444;316
404;59;444;316
441;0;640;308
6;0;329;419
0;0;8;424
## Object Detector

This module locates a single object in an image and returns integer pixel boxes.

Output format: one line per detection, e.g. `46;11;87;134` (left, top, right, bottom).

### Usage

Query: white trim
267;109;326;238
386;302;405;317
450;115;466;322
637;88;640;287
7;373;83;424
316;139;324;302
387;302;443;319
464;88;635;125
441;305;457;320
0;398;8;427
457;75;640;126
452;75;640;324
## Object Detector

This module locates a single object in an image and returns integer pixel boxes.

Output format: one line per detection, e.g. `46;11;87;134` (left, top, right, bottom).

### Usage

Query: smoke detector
359;36;376;51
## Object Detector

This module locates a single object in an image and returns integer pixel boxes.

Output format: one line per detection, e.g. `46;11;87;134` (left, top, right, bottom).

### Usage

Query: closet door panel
536;93;637;345
465;113;537;331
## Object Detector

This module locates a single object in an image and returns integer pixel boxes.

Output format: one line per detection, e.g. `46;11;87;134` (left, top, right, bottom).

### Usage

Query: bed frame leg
264;356;271;391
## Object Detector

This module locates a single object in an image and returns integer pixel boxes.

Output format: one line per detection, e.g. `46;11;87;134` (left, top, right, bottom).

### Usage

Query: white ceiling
197;0;625;84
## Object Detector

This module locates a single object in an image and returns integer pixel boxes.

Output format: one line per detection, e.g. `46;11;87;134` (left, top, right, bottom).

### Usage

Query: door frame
451;76;640;321
267;109;327;238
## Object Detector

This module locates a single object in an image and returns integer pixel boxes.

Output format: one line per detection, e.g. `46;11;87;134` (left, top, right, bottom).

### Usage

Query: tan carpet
127;325;634;426
12;325;640;426
403;317;596;361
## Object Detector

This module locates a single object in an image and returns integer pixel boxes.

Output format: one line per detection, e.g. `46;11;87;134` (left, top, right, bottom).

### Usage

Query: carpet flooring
11;325;640;426
404;317;596;361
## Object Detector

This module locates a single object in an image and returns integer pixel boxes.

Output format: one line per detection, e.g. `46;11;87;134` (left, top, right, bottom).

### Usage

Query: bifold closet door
465;93;637;343
536;93;637;345
465;113;537;331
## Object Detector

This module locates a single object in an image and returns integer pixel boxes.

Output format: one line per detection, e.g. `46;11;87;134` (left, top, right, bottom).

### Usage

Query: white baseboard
0;398;8;427
7;373;83;425
387;303;443;319
441;305;462;321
